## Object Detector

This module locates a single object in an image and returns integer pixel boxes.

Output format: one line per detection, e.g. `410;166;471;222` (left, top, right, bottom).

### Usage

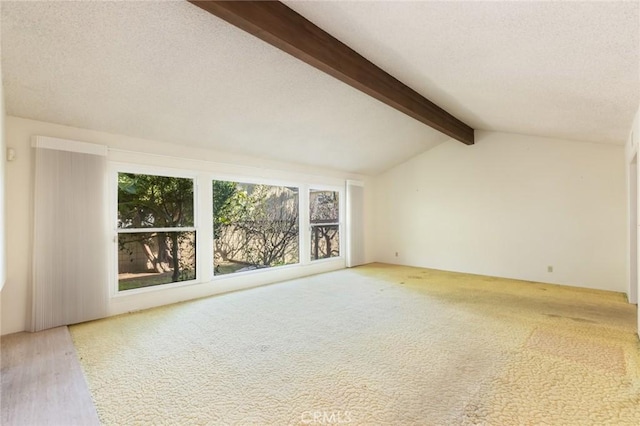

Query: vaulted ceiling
2;1;638;175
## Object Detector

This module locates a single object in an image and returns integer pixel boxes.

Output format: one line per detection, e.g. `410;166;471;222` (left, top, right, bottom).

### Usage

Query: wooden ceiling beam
188;0;475;145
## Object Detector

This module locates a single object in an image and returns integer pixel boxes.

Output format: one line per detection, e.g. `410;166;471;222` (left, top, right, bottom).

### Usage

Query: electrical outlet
547;266;553;273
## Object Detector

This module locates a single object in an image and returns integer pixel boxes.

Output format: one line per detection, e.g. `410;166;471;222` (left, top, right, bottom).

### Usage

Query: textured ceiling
285;0;640;146
2;1;639;175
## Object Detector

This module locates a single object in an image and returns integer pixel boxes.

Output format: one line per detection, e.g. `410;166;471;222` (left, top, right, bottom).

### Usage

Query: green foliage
117;173;196;287
212;180;240;239
118;173;194;228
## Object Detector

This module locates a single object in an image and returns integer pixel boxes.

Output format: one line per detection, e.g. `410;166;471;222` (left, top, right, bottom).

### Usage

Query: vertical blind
31;136;109;332
346;181;365;268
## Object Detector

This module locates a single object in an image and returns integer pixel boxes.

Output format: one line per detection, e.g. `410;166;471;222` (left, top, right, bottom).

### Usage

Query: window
113;169;343;293
310;189;340;260
117;173;196;291
213;180;299;275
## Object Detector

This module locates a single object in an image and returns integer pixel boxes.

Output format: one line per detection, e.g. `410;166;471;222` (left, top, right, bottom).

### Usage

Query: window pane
118;173;194;229
310;190;339;222
311;225;340;260
118;231;196;291
213;181;299;275
310;190;340;260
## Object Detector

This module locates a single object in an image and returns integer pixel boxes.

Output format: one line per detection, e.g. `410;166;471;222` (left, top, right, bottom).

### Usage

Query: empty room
1;0;639;425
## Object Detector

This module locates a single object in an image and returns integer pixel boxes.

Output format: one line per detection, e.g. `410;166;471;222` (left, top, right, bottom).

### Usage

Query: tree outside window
213;181;299;275
117;173;196;291
310;190;340;260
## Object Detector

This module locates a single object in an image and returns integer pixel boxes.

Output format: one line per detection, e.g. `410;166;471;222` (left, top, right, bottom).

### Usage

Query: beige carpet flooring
70;264;640;425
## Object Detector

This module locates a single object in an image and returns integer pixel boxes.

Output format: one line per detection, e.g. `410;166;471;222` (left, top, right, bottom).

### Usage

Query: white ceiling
2;1;638;175
285;0;640;145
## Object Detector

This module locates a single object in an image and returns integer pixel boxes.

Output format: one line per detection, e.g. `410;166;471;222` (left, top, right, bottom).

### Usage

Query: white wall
1;116;375;335
625;106;640;338
0;59;5;292
374;130;627;292
625;108;640;302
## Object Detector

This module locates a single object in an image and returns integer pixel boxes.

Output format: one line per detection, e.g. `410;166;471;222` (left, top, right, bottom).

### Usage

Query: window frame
111;163;201;296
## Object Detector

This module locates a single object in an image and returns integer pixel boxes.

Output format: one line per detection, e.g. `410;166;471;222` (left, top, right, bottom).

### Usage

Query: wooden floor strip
1;326;99;426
